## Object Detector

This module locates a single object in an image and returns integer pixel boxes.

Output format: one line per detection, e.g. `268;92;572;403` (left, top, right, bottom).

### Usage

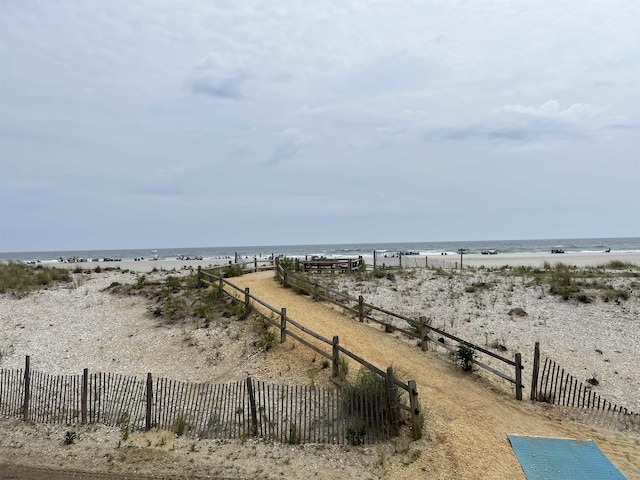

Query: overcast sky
1;1;639;252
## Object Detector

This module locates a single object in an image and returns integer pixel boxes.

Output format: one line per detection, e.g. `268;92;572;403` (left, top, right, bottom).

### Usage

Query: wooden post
386;367;400;436
399;251;402;268
244;287;250;310
373;250;377;270
420;317;429;351
197;266;202;286
425;256;428;268
146;372;153;430
234;251;238;264
23;355;31;422
218;276;223;289
246;377;258;437
295;258;300;272
332;336;340;378
358;296;364;322
515;353;523;401
81;368;88;424
254;257;258;272
280;308;287;343
530;342;540;401
408;380;422;440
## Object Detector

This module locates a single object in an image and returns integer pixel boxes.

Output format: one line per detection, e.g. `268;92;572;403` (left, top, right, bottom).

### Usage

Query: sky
1;1;639;252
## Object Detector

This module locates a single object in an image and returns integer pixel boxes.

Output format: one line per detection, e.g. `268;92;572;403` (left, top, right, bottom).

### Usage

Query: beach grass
0;262;71;297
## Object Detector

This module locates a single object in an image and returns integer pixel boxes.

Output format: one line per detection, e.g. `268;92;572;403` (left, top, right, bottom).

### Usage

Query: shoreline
38;251;640;273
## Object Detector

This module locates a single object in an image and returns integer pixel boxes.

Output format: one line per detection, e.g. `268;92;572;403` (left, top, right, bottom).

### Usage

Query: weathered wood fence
530;343;636;416
197;268;423;441
276;261;524;400
0;357;400;444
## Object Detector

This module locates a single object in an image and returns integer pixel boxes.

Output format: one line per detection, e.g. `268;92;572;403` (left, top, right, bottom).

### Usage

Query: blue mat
507;435;626;480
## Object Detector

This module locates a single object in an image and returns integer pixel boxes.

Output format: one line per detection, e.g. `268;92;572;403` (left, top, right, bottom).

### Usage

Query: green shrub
64;430;77;445
279;257;295;272
225;264;244;278
258;330;276;352
457;343;475;371
174;413;187;436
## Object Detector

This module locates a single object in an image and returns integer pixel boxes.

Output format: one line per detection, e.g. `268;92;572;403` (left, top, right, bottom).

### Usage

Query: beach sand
48;251;640;273
1;253;639;479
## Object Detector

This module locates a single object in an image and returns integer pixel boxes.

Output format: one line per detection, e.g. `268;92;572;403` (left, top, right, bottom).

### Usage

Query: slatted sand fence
1;356;392;444
530;343;637;418
0;366;24;418
150;377;394;444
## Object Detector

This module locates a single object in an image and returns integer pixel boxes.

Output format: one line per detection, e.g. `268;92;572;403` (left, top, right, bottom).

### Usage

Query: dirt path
233;271;640;479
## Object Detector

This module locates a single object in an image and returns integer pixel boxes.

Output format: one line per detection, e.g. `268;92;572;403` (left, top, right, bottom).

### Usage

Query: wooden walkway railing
198;268;423;440
276;262;524;400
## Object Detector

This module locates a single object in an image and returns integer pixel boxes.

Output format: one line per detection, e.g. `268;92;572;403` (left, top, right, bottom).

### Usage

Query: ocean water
1;237;639;264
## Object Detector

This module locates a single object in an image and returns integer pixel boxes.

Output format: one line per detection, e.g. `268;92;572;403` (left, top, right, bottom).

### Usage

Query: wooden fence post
81;368;88;424
530;342;540;401
244;287;250;310
280;308;287;343
218;276;223;289
23;355;31;422
295;258;300;272
254;257;258;272
399;251;402;268
246;377;258;437
386;367;400;436
420;317;428;351
197;266;202;286
408;380;422;440
146;373;153;430
358;296;364;322
234;252;238;264
332;336;340;378
515;353;523;401
373;250;377;270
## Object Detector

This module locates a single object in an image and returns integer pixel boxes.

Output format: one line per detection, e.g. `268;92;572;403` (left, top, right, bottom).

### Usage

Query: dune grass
0;262;71;297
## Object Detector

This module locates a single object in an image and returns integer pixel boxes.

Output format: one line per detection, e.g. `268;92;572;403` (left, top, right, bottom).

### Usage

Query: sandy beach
1;253;639;478
45;251;640;274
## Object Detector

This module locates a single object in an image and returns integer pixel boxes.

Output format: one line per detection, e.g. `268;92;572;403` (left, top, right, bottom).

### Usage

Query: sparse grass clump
0;262;71;297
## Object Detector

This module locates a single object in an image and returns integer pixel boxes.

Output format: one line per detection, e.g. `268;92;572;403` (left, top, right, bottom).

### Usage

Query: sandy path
233;271;640;479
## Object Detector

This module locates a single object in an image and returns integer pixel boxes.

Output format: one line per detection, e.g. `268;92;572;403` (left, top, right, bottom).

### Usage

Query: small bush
64;430;77;445
457;343;475;371
174;413;187;436
258;330;276;352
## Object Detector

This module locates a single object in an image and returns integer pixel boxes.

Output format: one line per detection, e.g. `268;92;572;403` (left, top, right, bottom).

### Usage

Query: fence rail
198;267;423;440
0;359;400;445
276;261;524;400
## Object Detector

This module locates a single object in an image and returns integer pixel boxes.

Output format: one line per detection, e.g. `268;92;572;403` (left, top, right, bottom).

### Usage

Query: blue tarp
507;435;626;480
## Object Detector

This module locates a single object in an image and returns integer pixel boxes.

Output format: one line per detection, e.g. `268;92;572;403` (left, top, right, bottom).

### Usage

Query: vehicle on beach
481;250;499;255
551;248;565;254
176;254;203;261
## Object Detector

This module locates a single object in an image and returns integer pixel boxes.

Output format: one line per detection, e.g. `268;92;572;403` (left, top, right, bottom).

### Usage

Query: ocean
1;237;639;264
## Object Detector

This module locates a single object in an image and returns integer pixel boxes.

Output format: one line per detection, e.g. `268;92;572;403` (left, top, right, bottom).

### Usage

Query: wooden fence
0;357;400;445
197;268;423;440
530;343;636;417
276;261;524;400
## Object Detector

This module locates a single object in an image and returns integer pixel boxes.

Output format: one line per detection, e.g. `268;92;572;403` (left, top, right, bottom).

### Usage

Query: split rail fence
197;268;423;441
276;260;524;400
1;357;401;444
